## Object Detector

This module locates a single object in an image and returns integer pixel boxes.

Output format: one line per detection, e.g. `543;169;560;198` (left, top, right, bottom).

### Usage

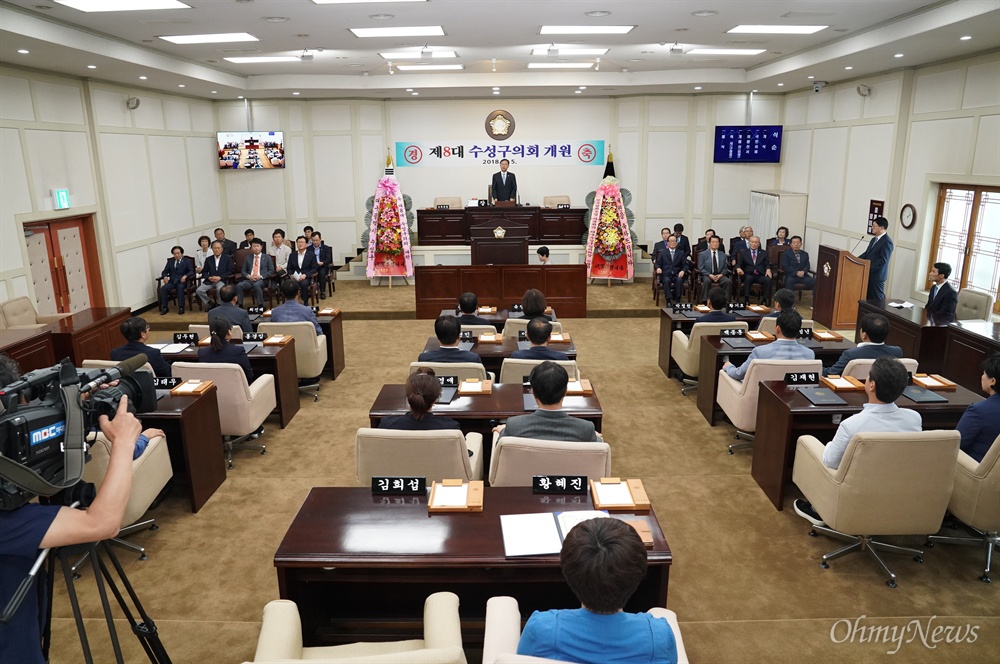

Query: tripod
43;539;171;663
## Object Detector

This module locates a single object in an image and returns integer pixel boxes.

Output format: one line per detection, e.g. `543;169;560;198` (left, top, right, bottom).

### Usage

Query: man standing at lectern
858;216;894;302
491;159;517;203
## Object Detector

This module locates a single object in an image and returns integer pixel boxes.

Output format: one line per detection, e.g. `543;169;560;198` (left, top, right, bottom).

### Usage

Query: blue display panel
713;125;782;163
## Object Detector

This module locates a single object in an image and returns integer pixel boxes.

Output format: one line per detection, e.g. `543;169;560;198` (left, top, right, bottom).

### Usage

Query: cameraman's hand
99;395;142;448
142;427;165;440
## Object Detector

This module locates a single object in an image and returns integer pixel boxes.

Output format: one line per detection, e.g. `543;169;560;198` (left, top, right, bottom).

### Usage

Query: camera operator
1;356;144;664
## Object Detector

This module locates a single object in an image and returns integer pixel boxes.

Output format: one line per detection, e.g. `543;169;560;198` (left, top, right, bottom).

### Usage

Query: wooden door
24;215;104;313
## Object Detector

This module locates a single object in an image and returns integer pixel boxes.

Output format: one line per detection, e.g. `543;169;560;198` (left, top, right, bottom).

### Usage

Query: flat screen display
218;131;284;169
713;125;782;163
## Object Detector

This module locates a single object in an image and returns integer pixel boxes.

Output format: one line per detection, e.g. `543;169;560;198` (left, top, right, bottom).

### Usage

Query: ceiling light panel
531;48;608;56
728;25;827;34
540;26;633;35
527;62;594;69
313;0;424;3
55;0;190;11
395;64;463;71
224;56;301;63
686;48;766;55
350;26;444;38
380;51;456;59
160;32;258;44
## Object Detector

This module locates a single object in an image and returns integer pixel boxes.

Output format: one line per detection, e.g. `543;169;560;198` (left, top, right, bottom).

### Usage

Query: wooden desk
44;307;131;365
753;380;983;510
657;307;768;377
440;308;559;333
274;487;671;646
421;336;576;377
855;299;952;374
416;206;588;246
943;321;1000;393
696;336;856;425
416;265;587;319
0;328;55;372
251;312;346;379
142;386;226;513
162;342;300;428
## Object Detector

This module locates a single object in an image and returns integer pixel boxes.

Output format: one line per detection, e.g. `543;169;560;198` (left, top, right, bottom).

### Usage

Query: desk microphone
850;234;869;255
79;353;148;394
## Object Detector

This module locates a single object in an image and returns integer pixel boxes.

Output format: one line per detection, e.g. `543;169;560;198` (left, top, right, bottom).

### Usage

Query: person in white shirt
193;235;211;274
268;228;291;277
794;356;922;527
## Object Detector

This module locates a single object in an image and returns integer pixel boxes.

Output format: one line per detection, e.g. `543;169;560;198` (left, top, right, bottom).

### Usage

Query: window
928;185;999;314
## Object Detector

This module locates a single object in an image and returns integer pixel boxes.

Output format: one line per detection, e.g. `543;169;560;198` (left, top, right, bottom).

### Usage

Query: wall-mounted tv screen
713;125;782;163
218;131;284;169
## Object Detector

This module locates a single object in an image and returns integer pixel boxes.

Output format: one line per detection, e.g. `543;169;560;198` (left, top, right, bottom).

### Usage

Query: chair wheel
726;449;734;455
819;561;829;569
886;580;897;588
149;524;159;531
924;540;934;548
914;555;923;564
979;574;992;583
260;448;267;455
139;553;148;561
228;463;235;470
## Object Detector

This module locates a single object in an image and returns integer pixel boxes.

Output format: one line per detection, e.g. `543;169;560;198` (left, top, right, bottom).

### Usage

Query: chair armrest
647;608;689;664
792;435;840;518
422;591;464;651
956;449;984;479
483;596;524;664
35;313;69;324
315;334;327;351
253;600;303;661
466;432;484;481
248;374;276;400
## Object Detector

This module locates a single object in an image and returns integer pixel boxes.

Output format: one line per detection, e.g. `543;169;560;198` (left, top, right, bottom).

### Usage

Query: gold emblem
485;110;516;141
822;262;831;277
493;226;506;238
489;115;511;135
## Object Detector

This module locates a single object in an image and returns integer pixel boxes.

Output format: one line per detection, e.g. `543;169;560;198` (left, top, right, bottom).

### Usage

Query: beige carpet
45;281;999;664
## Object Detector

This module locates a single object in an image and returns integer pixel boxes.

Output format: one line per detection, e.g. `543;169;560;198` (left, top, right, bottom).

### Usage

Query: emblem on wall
485;110;515;141
822;262;832;277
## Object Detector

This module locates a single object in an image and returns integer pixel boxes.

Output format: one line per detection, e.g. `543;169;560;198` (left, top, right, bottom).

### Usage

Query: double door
24;215;104;314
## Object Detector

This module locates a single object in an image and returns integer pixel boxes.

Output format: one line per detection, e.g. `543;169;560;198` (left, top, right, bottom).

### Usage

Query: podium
813;245;870;329
470;215;529;265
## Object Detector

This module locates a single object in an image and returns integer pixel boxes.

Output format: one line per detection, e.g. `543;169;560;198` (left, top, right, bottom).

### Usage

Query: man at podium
858;216;894;301
491;159;517;203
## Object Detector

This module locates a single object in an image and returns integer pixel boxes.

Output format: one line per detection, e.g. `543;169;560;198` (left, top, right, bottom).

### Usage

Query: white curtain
749;191;779;243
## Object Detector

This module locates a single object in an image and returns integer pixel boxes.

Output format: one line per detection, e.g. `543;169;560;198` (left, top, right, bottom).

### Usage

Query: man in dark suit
196;241;234;308
956;353;1000;463
925;262;958;319
695;228;725;254
494;362;600;442
237;229;256;250
236;239;275;308
736;235;772;303
765;288;796;319
823;313;903;376
672;223;691;258
110;316;171;377
780;236;816;291
729;225;752;266
213;227;237;257
209;285;253;335
698;288;736;323
650;227;671;264
417;316;482;363
491;158;517;203
654;234;687;304
457;292;492;326
512;318;570;360
286;235;318;304
270;280;322;334
310;232;334;299
858;216;894;301
159;245;194;315
697;235;732;302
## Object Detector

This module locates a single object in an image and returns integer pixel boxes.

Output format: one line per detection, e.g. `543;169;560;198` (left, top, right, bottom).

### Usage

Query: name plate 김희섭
372;477;427;495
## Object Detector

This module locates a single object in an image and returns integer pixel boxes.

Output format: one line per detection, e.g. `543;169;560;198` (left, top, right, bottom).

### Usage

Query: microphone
850;234;868;254
79;353;148;394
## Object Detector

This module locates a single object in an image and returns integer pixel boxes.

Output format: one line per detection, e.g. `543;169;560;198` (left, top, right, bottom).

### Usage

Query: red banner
370;252;408;277
589;254;630;279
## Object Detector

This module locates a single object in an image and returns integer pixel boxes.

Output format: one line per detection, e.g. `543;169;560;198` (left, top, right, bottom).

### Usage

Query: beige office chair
499;358;580;383
840;357;919;380
756;317;814;336
542;195;571;208
488;436;610;487
501;318;563;340
460;324;498;336
0;296;70;329
81;358;156;376
258;321;328;401
80;431;172;562
248;592;467;664
671;321;749;396
482;596;689;664
188;323;244;341
356;428;483;484
955;289;994;321
409;361;492;382
717;359;823;454
926;435;1000;582
433;196;463;210
793;431;960;587
172;361;276;469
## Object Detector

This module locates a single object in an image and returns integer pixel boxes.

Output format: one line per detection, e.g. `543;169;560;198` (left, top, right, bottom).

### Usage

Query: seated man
237;228;256;250
269;279;322;335
158;245;194;315
517;517;678;664
110;316;171;377
722;310;814;382
764;288;796;319
650;227;672;264
697;287;735;323
697;235;731;303
268;229;291;279
208;284;253;335
310;232;334;299
925;262;958;319
672;222;691;258
536;246;550;264
457;292;492;326
735;235;772;303
512;317;569;360
795;356;922;526
286;235;318;304
495;362;600;442
418;315;482;363
196;240;234;309
654;234;687;305
694;228;724;254
823;313;902;376
236;239;275;308
955;353;1000;463
780;236;815;291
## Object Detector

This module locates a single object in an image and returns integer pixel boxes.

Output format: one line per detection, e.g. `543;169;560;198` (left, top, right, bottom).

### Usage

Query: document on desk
160;343;192;353
429;483;468;508
501;511;611;556
888;301;914;309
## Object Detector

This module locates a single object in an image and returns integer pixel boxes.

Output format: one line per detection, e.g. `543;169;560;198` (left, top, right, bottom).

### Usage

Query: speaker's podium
813;244;870;329
470;214;529;265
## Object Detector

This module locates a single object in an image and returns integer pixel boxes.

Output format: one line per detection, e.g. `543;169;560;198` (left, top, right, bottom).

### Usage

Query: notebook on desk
797;339;822;349
738;311;761;318
435;387;458;404
241;342;260;353
516;340;530;350
458;341;474;351
523;394;538;411
798;387;848;406
901;385;948;403
682;311;702;319
722;337;755;349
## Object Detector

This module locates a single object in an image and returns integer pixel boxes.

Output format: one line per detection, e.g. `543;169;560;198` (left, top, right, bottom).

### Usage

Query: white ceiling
1;0;997;100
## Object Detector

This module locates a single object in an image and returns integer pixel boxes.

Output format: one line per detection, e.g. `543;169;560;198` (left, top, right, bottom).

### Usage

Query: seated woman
197;318;254;384
379;368;461;431
522;288;552;321
767;226;790;247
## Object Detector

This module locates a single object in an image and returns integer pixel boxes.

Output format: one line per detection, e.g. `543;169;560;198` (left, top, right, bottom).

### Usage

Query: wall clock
900;203;916;230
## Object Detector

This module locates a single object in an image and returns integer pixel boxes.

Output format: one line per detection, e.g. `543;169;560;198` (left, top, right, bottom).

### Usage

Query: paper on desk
591;481;634;506
160;343;191;353
826;377;855;389
814;331;837;340
173;381;201;394
146;343;168;349
500;513;563;556
556;510;609;538
888;301;914;309
566;380;582;392
918;376;944;388
550;333;565;342
430;483;468;508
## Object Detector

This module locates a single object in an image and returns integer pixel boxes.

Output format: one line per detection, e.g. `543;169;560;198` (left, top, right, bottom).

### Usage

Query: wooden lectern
813;245;870;329
470;215;529;265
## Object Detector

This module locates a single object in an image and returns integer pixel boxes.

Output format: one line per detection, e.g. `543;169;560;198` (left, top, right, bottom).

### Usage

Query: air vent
726;40;769;45
139;19;194;25
218;48;262;54
780;11;835;18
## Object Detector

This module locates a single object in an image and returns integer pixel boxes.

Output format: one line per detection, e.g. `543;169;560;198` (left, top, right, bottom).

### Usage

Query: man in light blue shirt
722;310;814;381
270;279;322;335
